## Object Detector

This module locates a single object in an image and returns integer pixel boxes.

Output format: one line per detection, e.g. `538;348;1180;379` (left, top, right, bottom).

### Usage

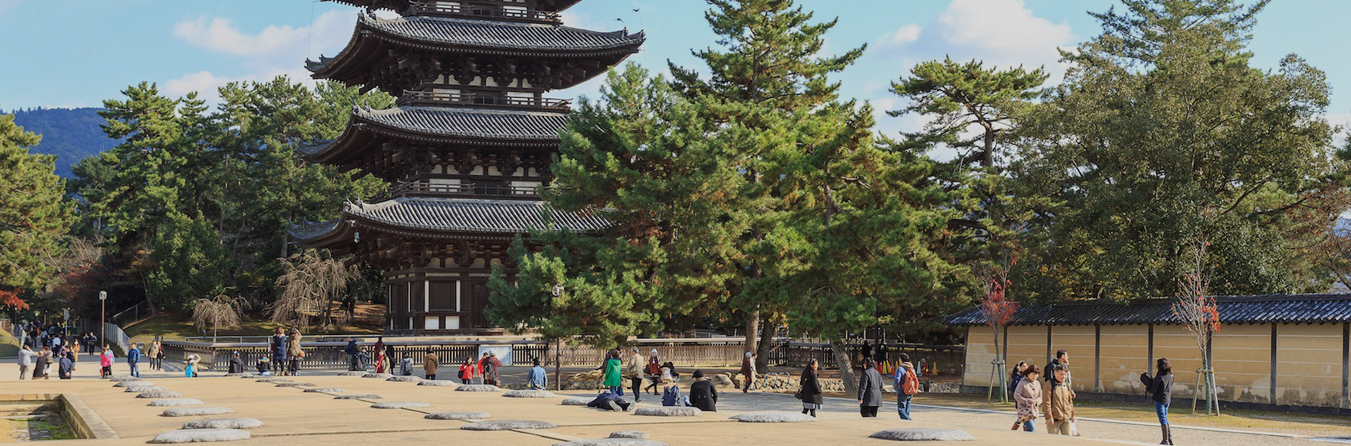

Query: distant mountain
7;107;121;178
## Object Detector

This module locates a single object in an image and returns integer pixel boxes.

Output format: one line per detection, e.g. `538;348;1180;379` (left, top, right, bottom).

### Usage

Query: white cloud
869;0;1076;80
879;24;922;47
173;10;355;62
164;69;313;105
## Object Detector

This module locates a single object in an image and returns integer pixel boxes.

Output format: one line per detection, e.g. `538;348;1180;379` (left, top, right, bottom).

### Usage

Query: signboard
476;345;513;366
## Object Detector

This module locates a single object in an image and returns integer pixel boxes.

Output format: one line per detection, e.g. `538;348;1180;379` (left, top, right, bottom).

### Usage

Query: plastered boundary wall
962;322;1351;409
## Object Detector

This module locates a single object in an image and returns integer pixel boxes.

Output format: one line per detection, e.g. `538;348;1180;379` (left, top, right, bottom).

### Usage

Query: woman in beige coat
286;329;303;376
1012;365;1043;432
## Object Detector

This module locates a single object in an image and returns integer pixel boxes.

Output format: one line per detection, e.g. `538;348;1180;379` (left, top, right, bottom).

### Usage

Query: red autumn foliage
979;254;1019;329
0;289;29;310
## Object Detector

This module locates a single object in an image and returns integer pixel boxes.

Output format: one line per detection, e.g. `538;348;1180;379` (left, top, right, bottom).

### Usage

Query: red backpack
900;368;920;395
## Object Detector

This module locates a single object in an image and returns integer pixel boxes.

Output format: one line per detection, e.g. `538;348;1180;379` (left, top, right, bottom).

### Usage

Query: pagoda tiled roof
301;106;566;163
307;13;644;74
291;197;608;242
943;294;1351;326
326;0;583;13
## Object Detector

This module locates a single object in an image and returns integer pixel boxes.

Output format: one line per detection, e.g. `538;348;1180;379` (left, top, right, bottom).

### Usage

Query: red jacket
459;363;477;380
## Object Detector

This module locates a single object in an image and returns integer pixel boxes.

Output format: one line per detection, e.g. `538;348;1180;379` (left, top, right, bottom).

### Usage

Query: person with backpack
660;379;684;406
1141;358;1175;445
127;343;142;378
894;353;919;420
1043;364;1075;435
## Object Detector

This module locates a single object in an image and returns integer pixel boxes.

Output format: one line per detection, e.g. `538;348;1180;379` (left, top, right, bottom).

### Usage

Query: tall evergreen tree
1013;0;1346;300
0;110;74;301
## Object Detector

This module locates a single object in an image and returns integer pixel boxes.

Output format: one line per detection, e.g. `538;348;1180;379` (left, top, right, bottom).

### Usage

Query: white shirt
17;350;34;366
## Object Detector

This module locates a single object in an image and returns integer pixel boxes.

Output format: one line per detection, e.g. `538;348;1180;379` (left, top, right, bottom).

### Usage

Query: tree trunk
829;338;858;397
755;313;774;371
744;307;761;355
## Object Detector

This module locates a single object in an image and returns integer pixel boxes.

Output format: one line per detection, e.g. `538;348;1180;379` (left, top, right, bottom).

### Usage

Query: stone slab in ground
461;420;556;431
113;381;153;387
161;407;235;417
561;398;591;406
275;382;316;387
138;391;183;399
126;386;167;393
150;428;250;443
336;394;381;399
362;373;392;379
424;411;491;420
869;428;975;442
108;376;138;382
338;371;366;376
610;431;649;439
504;389;557;398
371;402;431;409
304;387;345;393
183;418;264;430
634;407;700;417
418;380;458;387
729;412;817;423
255;378;291;383
455;385;501;392
148;398;205;407
223;373;255;378
387;376;422;382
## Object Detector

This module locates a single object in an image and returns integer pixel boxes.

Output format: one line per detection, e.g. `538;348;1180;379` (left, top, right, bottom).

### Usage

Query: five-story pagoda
293;0;643;335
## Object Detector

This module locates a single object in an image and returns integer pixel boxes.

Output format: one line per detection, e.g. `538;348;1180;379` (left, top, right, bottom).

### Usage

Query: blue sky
1;0;1348;140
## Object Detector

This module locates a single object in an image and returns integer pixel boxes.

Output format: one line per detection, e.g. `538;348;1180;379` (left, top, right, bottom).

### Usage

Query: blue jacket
527;366;548;389
127;348;141;363
662;385;683;406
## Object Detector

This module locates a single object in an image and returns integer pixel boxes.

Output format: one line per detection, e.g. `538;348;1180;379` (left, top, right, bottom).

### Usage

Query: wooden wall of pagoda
354;232;519;334
355;141;554;187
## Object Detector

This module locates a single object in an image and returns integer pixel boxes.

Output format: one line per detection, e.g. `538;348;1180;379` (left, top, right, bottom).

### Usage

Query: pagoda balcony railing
405;1;562;23
399;91;571;111
391;181;543;199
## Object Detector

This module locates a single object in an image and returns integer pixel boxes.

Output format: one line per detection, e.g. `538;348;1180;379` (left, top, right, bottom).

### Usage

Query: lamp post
99;291;107;345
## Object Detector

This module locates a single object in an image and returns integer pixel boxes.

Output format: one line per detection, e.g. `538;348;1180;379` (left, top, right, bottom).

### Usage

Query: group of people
1009;349;1174;444
267;327;305;376
16;341;140;380
825;353;920;419
595;347;716;412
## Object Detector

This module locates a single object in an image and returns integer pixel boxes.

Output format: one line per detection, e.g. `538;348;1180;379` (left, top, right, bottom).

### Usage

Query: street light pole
99;291;107;346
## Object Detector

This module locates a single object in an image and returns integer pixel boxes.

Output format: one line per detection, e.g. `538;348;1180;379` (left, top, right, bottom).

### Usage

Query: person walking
33;346;50;380
875;340;888;365
127;343;142;378
689;370;718;412
424;350;440;380
893;353;918;420
1012;365;1043;431
799;358;824;417
857;358;884;417
1141;358;1174;445
1042;364;1075;435
527;357;548;390
345;338;360;371
623;347;642;399
1008;361;1028;400
98;345;114;378
151;340;164;371
861;339;874;364
459;357;478;385
17;345;35;380
738;352;756;393
644;349;662;395
602;349;624;394
58;352;75;380
269;327;288;376
286;328;304;376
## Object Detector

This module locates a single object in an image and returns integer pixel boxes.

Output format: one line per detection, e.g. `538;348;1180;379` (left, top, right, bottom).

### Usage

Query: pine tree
0;110;74;301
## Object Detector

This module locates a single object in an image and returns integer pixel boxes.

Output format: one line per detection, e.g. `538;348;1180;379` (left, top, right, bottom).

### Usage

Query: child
663;361;680;382
256;357;272;376
355;348;370;371
99;346;114;378
185;354;199;378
